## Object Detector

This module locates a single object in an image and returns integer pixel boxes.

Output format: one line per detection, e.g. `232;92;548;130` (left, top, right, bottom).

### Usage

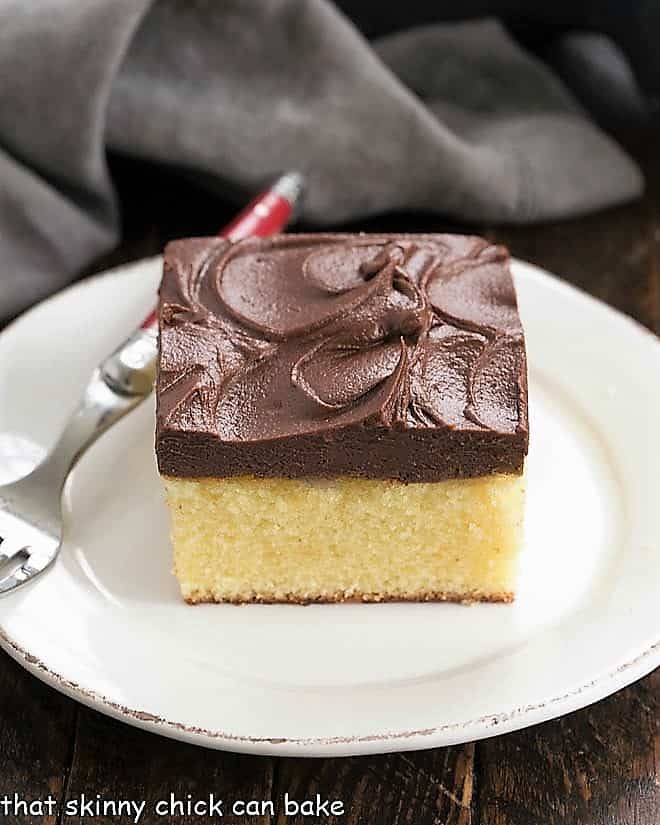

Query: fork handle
100;325;159;396
30;351;155;492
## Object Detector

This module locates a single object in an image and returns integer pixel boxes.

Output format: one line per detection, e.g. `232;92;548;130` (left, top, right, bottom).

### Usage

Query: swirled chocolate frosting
156;234;528;481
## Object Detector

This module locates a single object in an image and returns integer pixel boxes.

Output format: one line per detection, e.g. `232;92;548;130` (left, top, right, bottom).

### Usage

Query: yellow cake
156;234;528;604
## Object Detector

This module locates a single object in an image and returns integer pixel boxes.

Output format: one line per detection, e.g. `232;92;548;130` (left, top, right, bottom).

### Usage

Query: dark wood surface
1;123;658;824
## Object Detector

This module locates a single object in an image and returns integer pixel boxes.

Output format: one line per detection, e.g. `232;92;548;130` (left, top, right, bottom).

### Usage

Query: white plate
0;257;658;757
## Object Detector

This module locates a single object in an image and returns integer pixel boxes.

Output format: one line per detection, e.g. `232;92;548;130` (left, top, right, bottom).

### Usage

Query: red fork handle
100;173;304;396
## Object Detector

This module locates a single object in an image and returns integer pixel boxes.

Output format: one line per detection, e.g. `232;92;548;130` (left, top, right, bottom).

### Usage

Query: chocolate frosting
156;234;528;481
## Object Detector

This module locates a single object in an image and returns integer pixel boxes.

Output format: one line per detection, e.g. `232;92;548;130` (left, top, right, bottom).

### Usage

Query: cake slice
156;233;528;604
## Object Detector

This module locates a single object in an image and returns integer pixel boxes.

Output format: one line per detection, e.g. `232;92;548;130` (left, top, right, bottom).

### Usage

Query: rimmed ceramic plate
0;257;658;757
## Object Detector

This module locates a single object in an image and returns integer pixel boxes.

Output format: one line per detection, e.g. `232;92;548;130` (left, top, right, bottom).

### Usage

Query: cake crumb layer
164;474;525;605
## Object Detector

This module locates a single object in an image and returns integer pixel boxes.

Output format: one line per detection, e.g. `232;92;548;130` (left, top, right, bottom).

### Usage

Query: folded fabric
0;0;643;320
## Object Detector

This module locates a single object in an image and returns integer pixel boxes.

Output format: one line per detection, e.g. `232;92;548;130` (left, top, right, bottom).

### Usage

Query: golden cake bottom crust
184;590;514;606
163;474;525;605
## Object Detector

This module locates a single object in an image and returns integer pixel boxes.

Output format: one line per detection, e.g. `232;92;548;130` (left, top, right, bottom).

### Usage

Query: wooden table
1;122;658;824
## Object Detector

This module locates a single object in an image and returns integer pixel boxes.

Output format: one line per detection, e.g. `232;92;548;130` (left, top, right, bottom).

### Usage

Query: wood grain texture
477;669;660;825
275;745;475;824
60;708;273;824
0;121;658;825
0;654;76;825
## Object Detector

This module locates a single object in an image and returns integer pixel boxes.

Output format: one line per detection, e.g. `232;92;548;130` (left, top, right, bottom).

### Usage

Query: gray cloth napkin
0;0;643;320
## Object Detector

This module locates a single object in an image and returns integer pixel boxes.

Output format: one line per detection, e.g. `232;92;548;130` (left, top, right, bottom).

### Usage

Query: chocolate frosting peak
156;234;528;481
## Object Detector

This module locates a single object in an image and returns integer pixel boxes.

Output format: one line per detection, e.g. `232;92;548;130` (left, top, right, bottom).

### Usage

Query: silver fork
0;171;304;597
0;328;157;595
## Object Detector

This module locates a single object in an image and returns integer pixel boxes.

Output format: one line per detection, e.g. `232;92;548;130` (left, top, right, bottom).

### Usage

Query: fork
0;330;157;594
0;171;304;596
